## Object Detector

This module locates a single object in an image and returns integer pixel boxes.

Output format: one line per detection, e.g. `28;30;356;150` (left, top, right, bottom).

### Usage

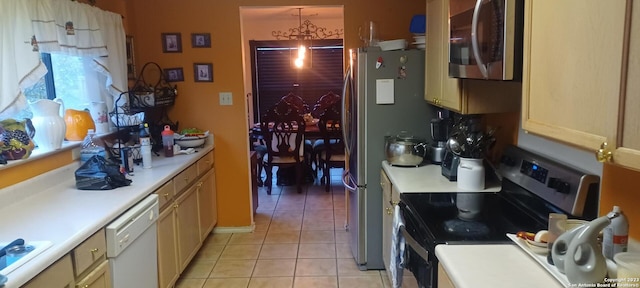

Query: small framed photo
164;67;184;82
161;33;182;53
194;63;213;82
191;33;211;48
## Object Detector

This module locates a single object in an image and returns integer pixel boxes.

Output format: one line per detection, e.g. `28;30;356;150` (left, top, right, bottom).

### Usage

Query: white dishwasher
106;194;159;288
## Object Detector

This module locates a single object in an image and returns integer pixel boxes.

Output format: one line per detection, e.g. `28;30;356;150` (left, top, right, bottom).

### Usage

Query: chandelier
272;8;344;68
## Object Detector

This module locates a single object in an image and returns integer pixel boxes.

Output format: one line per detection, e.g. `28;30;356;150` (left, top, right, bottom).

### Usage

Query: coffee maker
429;113;449;164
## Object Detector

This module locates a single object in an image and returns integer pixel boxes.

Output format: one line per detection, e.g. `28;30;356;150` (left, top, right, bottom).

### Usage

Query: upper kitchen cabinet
612;0;640;170
521;0;640;170
425;0;520;114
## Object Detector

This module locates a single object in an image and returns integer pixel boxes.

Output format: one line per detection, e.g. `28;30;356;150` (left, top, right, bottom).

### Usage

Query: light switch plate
219;92;233;105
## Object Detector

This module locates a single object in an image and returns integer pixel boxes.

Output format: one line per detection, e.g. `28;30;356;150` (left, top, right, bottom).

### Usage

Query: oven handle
471;0;489;79
400;226;430;261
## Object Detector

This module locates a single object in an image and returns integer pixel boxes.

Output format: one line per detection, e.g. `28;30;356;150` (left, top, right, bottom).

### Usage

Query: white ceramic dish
378;39;408;51
174;131;209;148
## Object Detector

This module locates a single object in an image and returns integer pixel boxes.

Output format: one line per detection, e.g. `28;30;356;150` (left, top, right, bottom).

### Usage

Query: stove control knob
548;177;571;194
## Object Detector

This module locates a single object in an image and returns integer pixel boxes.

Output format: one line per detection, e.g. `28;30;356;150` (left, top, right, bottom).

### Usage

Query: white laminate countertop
435;244;564;288
0;142;214;288
381;161;501;193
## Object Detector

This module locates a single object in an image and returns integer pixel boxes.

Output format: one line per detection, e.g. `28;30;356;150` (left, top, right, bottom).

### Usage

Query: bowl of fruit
174;128;208;148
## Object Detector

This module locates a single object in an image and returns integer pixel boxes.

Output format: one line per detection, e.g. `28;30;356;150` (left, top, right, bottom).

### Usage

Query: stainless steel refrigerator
341;48;436;270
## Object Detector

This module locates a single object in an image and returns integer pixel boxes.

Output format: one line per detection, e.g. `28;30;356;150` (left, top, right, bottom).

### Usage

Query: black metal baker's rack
109;62;178;155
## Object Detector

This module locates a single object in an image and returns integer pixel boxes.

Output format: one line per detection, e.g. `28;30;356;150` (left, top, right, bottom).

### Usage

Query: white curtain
0;0;125;118
0;0;48;118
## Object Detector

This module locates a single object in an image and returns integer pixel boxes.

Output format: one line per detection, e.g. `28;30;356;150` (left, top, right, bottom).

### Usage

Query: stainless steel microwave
448;0;523;80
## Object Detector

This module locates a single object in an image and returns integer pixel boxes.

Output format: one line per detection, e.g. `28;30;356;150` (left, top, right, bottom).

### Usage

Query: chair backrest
260;100;306;159
317;102;344;157
281;92;309;115
312;91;341;118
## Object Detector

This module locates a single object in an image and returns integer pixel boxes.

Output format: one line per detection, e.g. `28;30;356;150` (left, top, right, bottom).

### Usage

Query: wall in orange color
127;0;426;227
600;163;640;239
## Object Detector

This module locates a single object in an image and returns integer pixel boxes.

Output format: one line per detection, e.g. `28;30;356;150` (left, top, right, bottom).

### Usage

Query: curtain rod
69;0;125;19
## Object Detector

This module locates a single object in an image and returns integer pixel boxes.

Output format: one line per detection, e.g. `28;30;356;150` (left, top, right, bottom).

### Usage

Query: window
18;53;106;120
250;39;344;123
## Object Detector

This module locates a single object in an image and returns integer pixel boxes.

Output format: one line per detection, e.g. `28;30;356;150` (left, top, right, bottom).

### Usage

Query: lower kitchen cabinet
22;254;74;288
197;168;217;241
381;169;400;283
438;263;455;288
157;203;179;288
157;151;217;288
75;260;111;288
176;184;201;270
23;230;111;288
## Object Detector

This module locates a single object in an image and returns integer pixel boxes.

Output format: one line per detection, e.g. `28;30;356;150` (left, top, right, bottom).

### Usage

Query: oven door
448;0;519;80
398;202;436;288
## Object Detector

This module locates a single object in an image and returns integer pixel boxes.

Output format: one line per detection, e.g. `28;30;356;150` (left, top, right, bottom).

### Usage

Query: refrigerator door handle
342;170;357;191
341;64;353;156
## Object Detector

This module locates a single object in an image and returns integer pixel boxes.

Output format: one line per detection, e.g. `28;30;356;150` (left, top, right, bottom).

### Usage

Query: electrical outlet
219;92;233;106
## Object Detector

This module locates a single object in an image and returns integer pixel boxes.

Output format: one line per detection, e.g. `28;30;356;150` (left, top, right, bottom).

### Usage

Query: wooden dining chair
281;92;310;115
310;92;342;175
316;101;345;192
259;100;307;194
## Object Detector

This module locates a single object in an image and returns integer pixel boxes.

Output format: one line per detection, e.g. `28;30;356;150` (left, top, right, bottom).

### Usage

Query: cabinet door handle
596;142;613;162
90;248;99;253
163;193;170;198
385;207;392;215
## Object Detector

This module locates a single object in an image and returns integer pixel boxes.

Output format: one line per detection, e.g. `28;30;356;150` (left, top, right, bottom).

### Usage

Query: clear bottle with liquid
80;129;106;164
139;123;152;168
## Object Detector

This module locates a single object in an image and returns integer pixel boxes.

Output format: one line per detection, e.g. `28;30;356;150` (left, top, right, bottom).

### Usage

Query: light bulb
298;45;306;59
294;57;304;68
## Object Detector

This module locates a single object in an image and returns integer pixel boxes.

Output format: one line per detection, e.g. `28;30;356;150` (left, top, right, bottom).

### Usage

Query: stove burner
444;218;490;237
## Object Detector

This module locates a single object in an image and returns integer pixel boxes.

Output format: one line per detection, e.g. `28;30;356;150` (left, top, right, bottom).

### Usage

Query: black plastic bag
75;155;132;190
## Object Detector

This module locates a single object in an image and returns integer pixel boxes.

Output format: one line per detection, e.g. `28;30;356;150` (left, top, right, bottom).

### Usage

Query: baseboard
213;223;256;233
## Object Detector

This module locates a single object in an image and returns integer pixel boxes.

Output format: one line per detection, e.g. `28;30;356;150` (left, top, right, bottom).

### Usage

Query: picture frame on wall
191;33;211;48
194;63;213;82
164;67;184;82
126;35;136;79
162;33;182;53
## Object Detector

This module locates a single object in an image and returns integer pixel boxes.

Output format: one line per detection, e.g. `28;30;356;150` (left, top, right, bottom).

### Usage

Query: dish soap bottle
80;129;106;164
602;205;629;260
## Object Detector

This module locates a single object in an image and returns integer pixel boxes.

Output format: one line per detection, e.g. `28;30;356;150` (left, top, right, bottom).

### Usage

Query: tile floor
172;168;406;288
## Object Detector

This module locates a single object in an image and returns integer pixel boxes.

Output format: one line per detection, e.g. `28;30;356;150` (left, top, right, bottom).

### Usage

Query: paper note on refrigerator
376;79;394;104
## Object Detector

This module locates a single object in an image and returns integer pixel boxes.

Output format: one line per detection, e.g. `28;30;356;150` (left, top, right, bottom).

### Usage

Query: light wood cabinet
438;263;456;288
72;229;106;278
176;184;200;270
425;0;520;114
157;150;217;288
381;169;400;283
75;260;111;288
23;254;75;288
521;0;626;151
197;168;217;241
157;202;179;288
611;1;640;170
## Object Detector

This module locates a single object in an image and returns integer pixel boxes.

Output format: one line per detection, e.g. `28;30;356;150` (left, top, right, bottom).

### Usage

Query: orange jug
64;109;95;141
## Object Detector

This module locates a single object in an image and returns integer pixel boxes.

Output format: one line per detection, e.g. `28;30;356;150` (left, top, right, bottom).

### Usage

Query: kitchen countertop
435;244;564;288
381;161;501;193
0;140;214;288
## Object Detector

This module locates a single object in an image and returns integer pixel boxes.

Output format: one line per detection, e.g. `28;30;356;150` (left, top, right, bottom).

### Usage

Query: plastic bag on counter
75;155;132;190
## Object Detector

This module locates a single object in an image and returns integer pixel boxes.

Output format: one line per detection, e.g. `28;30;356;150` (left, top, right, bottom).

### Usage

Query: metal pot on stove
385;132;428;166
